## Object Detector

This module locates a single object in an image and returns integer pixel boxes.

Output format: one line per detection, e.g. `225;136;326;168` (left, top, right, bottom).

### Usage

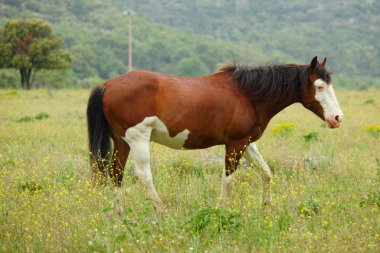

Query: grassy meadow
0;88;379;252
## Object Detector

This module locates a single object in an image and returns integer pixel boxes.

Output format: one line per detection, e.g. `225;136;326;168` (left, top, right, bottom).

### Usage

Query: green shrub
16;112;49;122
35;112;49;120
18;181;43;194
296;198;321;218
303;132;319;143
186;207;241;235
364;98;375;105
17;115;34;122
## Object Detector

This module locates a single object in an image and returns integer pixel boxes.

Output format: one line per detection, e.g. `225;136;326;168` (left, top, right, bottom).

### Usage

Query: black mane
220;63;331;102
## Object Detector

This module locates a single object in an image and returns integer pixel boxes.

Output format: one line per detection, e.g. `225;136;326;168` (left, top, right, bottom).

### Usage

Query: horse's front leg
243;143;272;206
220;142;247;199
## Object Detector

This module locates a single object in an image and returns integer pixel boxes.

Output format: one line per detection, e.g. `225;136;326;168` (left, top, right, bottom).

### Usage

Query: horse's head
300;57;343;129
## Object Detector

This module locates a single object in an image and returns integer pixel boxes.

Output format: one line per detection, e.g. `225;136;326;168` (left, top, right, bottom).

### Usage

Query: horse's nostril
335;115;342;122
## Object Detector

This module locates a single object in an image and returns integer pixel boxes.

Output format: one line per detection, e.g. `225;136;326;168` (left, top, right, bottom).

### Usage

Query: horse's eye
317;86;323;91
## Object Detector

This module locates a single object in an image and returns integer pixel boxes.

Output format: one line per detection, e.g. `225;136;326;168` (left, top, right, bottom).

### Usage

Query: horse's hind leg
110;138;130;186
243;143;272;206
123;121;166;214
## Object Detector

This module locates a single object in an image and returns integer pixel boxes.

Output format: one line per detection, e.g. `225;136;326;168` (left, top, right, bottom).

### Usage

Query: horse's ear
320;57;327;68
310;56;319;73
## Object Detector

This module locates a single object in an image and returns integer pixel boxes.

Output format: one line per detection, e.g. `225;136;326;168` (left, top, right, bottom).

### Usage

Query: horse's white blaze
314;79;343;127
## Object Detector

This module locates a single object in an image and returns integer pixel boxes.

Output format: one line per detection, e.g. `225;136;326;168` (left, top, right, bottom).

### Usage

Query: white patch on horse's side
149;116;190;149
123;116;190;149
314;79;343;120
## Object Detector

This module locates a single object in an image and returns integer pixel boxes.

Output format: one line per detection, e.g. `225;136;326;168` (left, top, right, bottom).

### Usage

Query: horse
86;56;343;214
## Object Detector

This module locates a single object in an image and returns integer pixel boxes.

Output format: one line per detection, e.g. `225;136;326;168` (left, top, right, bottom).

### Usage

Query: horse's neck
254;96;300;130
260;73;304;121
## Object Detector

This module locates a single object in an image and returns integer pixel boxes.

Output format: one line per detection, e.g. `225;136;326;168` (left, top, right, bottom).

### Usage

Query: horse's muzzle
325;113;343;129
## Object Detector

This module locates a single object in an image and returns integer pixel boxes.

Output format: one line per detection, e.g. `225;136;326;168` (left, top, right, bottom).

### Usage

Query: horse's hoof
156;207;168;217
262;199;272;207
154;203;168;217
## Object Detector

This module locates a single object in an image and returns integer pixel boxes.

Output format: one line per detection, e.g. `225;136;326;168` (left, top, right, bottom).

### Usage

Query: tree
175;56;209;76
0;19;71;89
70;44;98;79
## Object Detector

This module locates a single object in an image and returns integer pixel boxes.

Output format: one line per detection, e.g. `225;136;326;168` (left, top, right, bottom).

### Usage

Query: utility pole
123;10;133;72
128;9;133;72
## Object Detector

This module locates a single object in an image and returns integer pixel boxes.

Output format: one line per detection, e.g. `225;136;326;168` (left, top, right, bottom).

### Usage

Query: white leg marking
243;143;272;206
220;172;234;199
123;118;166;213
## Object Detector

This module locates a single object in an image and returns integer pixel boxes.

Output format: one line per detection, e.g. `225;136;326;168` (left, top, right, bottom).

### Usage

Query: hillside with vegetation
0;0;379;88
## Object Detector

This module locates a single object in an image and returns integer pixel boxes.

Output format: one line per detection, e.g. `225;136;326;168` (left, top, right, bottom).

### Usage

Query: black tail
87;86;111;172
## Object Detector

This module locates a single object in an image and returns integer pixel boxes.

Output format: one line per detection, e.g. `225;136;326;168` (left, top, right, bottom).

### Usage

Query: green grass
0;89;379;252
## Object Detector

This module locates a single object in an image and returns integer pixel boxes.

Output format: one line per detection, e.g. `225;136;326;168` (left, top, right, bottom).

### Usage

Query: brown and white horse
87;57;343;214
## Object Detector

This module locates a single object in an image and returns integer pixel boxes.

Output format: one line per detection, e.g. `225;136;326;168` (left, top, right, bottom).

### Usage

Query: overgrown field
0;89;379;252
